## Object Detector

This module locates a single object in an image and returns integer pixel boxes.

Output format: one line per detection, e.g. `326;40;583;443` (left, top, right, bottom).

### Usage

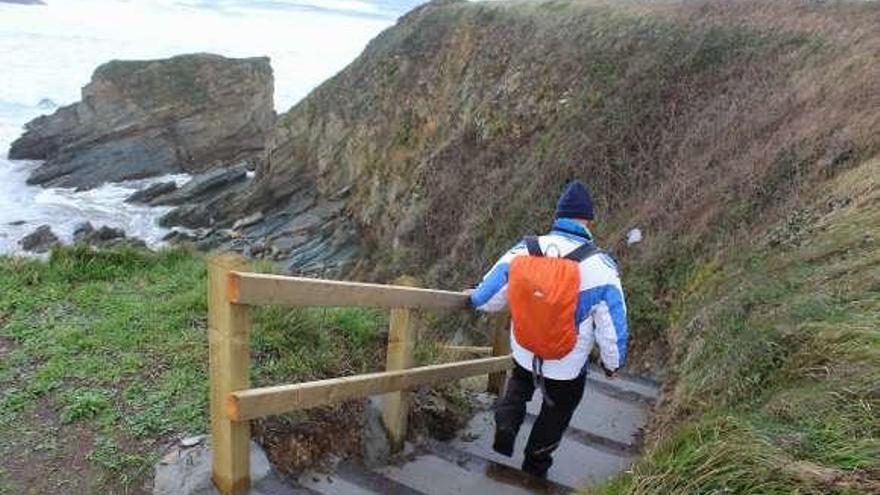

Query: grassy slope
596;159;879;494
0;247;386;494
263;0;878;294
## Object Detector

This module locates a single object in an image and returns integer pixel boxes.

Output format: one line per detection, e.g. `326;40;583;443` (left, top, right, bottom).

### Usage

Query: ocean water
0;0;424;254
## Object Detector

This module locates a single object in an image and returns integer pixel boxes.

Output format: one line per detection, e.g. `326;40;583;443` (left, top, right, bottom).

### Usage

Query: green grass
0;246;385;494
592;165;880;494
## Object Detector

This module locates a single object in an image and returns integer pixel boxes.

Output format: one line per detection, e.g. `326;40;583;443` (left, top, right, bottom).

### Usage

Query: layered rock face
247;0;880;284
9;53;274;190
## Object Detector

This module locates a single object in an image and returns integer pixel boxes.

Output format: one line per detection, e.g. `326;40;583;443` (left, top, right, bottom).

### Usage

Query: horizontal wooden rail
442;345;493;357
227;272;470;309
227;355;513;422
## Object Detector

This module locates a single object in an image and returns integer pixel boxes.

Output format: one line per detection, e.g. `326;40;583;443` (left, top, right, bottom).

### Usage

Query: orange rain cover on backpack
508;238;582;360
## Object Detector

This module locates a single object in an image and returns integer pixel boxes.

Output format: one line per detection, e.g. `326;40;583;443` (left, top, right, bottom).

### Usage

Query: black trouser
494;362;586;477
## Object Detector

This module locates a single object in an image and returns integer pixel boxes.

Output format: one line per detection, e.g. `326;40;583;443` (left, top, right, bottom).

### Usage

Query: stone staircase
262;367;659;495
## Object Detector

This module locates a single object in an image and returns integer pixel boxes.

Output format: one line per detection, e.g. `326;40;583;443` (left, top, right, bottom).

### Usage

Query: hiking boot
522;459;550;479
522;447;554;479
493;428;516;457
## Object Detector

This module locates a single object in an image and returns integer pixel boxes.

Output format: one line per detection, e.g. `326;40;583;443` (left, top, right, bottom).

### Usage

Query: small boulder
20;225;60;253
232;212;263;231
73;224;144;249
361;396;392;467
150;165;248;207
179;435;205;448
159;204;213;229
162;230;197;244
245;241;266;258
93;226;126;241
126;181;178;204
270;235;306;254
152;438;271;495
72;221;95;243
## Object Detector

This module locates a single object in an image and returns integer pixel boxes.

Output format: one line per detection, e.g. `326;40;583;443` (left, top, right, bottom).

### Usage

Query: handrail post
208;254;252;494
487;316;511;395
381;276;418;452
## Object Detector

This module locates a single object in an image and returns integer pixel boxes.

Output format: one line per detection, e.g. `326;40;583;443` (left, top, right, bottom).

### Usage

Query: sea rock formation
71;222;147;249
19;225;60;253
125;181;177;204
9;53;274;190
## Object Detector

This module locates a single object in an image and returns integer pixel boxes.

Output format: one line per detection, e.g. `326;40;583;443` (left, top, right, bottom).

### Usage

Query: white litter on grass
627;228;643;245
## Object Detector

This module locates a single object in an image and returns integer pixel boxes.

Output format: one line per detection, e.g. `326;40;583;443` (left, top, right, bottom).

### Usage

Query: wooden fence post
381;276;418;452
487;316;511;395
208;254;252;495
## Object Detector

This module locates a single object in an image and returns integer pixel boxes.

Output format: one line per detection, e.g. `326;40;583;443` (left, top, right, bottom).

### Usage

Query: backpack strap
524;236;543;257
564;242;602;262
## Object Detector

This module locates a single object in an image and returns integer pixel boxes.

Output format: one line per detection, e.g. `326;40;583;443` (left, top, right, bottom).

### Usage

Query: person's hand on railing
463;288;474;309
600;361;619;379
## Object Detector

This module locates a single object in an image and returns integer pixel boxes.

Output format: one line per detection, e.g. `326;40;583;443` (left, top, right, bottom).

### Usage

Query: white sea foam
0;0;410;254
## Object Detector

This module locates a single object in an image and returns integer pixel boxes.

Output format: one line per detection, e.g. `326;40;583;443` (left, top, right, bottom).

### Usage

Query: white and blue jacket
470;218;628;380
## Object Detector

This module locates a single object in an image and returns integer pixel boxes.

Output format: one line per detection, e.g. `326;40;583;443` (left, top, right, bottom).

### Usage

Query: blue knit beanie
555;180;594;220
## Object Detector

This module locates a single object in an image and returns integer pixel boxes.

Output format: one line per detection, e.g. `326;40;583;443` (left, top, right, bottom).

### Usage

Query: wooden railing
207;254;512;494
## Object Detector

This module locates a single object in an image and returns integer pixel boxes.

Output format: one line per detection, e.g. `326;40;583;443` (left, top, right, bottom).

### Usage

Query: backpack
508;236;601;361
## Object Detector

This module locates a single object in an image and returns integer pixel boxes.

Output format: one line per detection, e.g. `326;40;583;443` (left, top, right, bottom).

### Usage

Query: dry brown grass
626;2;879;209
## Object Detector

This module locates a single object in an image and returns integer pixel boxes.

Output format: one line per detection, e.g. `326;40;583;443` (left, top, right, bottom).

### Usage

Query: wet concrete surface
287;370;659;494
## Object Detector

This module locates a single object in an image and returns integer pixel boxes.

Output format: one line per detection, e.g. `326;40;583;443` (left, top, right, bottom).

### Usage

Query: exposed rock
72;224;147;249
72;221;95;242
152;438;271;495
244;241;267;258
126;181;178;204
238;0;880;288
155;166;253;231
232;212;263;231
7;220;26;226
152;165;248;207
269;235;305;254
93;226;126;241
179;435;205;448
20;225;60;253
160;204;213;229
162;230;197;244
361;396;391;467
10;53;274;190
36;98;56;109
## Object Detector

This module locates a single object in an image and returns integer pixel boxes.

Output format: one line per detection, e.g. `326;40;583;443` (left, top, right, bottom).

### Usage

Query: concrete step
422;440;571;495
295;446;566;495
584;366;659;403
529;386;648;448
297;459;427;495
253;472;324;495
450;410;633;489
377;451;544;495
267;373;658;495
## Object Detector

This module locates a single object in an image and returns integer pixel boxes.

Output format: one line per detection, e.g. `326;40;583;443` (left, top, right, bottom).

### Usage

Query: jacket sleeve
592;258;629;371
470;241;525;313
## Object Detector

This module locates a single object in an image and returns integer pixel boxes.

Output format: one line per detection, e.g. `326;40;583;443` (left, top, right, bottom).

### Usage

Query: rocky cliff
10;53;274;190
240;3;879;491
245;0;879;285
